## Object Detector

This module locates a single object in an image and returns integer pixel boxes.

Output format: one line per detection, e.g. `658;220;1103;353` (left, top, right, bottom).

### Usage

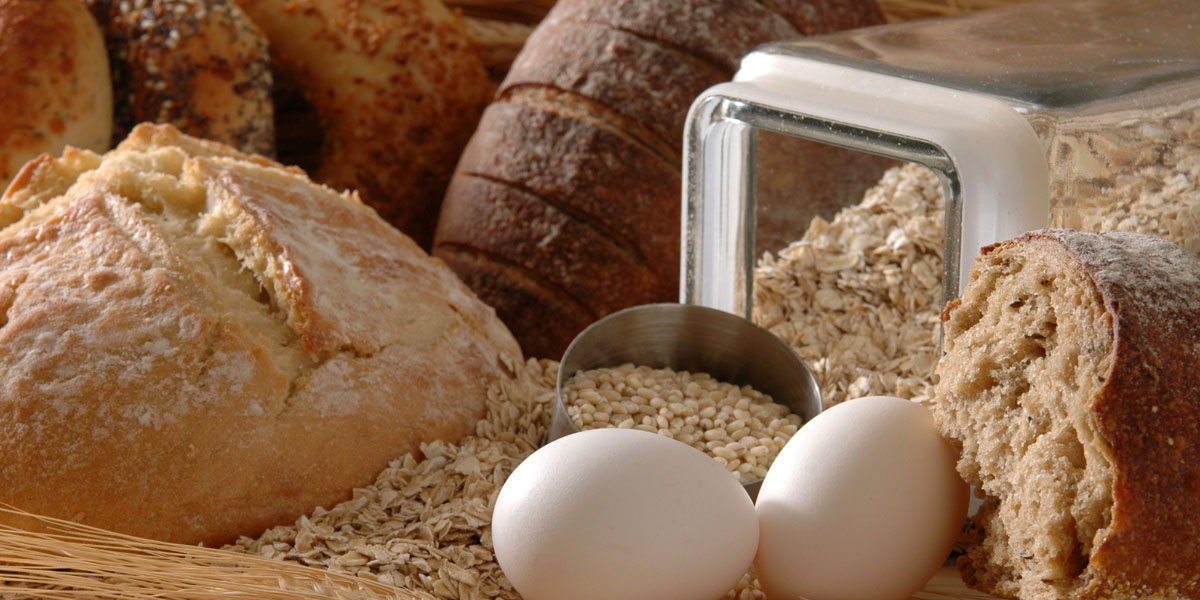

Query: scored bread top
0;124;520;546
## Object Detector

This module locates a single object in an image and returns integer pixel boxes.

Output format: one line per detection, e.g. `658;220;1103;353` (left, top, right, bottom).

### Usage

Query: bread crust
539;0;802;76
234;0;492;249
503;20;727;153
452;100;681;277
438;174;665;314
760;0;884;34
940;229;1200;599
435;246;597;362
0;0;113;191
85;0;274;156
0;124;520;546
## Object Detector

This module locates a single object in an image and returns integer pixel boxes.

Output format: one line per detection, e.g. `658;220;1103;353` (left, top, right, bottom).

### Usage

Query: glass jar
682;0;1200;316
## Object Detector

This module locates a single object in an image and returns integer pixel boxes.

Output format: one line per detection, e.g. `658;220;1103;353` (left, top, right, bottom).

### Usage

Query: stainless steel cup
551;303;822;499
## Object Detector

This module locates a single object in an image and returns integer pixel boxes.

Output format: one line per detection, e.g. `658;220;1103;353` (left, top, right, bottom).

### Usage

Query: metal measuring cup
550;303;822;500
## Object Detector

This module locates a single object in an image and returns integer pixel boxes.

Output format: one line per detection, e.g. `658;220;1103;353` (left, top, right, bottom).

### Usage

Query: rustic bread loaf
932;229;1200;600
234;0;492;249
433;0;886;358
0;0;113;191
0;124;520;546
85;0;275;156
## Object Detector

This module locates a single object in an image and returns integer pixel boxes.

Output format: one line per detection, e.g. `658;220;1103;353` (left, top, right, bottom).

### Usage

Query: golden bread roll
933;229;1200;599
0;124;520;546
0;0;113;191
85;0;275;156
235;0;492;249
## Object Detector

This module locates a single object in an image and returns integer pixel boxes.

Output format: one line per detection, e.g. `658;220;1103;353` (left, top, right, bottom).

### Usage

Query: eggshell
754;395;968;600
492;428;758;600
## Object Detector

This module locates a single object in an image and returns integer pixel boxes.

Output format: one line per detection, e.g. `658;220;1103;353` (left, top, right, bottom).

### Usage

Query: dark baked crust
760;0;885;34
452;100;681;279
434;246;596;363
502;20;727;152
1046;230;1200;599
235;0;492;249
539;0;802;74
437;174;667;316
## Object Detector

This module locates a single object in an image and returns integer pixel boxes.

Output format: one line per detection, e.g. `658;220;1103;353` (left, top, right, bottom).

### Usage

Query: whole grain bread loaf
0;124;521;546
433;0;885;358
932;229;1200;600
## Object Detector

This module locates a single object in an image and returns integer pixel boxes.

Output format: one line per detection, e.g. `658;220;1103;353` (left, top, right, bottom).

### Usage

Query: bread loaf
234;0;492;249
0;0;113;192
0;124;520;546
433;0;886;358
85;0;275;156
932;229;1200;599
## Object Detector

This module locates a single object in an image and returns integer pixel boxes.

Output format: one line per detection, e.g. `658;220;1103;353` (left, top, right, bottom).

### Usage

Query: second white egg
754;395;969;600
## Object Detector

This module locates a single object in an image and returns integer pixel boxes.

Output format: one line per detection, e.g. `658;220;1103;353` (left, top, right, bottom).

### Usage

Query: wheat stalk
0;507;429;600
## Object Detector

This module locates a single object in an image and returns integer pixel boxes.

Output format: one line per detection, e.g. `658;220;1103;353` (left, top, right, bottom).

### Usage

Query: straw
0;507;429;600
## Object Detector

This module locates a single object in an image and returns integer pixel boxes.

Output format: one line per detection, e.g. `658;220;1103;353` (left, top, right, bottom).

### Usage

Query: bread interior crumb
935;240;1117;599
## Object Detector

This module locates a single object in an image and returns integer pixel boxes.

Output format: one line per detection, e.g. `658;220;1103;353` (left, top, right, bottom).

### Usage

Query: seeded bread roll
0;124;520;546
434;0;885;358
932;229;1200;600
234;0;492;249
85;0;274;156
0;0;113;191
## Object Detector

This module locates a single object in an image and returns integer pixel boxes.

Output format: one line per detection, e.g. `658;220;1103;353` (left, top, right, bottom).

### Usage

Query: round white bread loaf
0;0;113;192
0;124;521;546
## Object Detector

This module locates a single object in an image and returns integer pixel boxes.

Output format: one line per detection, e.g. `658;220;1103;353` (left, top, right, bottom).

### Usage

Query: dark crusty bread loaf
0;124;520;546
434;0;886;358
932;229;1200;600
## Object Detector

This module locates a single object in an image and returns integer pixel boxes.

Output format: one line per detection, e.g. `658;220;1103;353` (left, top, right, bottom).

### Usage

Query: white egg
492;428;758;600
754;395;968;600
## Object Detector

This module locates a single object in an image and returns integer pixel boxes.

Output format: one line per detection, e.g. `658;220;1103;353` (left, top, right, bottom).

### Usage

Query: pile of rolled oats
563;364;802;484
754;162;947;408
228;356;557;600
1047;98;1200;255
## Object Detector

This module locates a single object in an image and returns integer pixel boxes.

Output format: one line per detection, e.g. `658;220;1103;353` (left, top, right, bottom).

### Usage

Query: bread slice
933;229;1200;599
0;124;520;546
